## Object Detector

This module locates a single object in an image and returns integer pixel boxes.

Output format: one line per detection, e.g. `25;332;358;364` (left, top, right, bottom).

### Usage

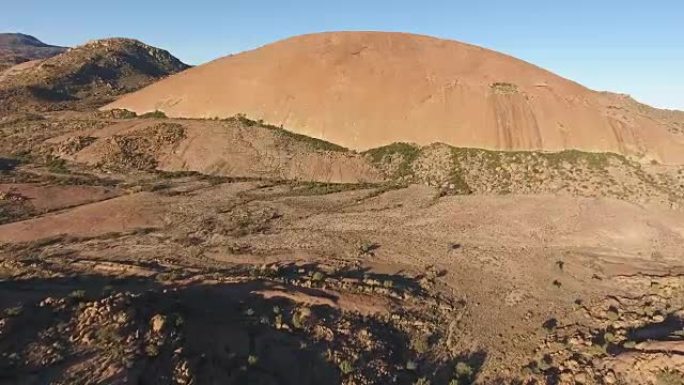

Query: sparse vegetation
290;181;372;196
339;359;354;375
138;110;168;119
68;289;87;300
362;142;680;205
453;361;475;384
46;156;69;173
230;113;348;152
364;142;421;179
272;125;348;152
4;305;23;317
656;369;684;385
358;240;379;256
0;38;188;113
603;331;616;343
145;343;160;357
247;355;259;366
544;149;614;170
491;82;518;94
311;271;325;282
412;335;430;354
107;108;137;119
606;307;620;321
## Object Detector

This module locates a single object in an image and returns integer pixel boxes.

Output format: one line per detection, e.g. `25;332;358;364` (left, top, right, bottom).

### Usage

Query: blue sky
3;1;683;109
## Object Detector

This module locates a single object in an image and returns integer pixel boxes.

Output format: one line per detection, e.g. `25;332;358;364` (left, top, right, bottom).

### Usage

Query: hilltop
105;31;684;164
0;37;189;113
0;33;67;71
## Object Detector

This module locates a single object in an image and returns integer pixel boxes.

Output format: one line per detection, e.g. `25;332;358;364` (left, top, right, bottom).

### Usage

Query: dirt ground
1;112;683;385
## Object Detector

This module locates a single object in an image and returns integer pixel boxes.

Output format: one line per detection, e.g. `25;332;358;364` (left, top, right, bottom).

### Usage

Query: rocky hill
0;33;67;71
0;38;189;113
105;31;684;164
2;31;684;385
9;114;675;209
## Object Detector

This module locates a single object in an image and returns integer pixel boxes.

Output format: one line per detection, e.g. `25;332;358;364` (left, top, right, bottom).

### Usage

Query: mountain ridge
0;33;67;71
0;37;189;113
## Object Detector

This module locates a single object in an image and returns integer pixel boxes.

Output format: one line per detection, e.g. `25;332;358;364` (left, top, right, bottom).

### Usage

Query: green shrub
145;343;160;357
603;332;616;343
4;305;23;317
339;359;354;375
109;108;137;119
363;142;420;179
358;240;378;255
69;289;87;301
606;307;620;321
272;126;347;152
656;369;684;385
453;361;474;383
138;110;167;119
46;156;69;173
455;362;473;377
311;271;325;282
412;335;430;354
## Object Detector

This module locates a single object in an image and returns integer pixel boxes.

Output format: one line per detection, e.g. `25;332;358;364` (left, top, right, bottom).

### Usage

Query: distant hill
105;31;684;164
0;33;67;71
0;37;189;113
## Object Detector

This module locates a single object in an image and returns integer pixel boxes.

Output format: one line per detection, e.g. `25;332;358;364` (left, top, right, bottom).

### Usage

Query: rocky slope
0;33;67;71
0;38;189;113
104;31;684;164
365;142;684;208
9;114;677;208
1;163;683;385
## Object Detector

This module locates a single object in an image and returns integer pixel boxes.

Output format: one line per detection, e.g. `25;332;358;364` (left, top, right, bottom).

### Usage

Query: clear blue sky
3;0;683;109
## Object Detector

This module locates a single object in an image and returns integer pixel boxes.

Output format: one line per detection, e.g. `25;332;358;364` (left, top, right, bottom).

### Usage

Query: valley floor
0;112;683;385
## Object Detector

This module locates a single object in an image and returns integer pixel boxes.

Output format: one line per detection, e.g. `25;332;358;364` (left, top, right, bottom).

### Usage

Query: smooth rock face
105;31;684;164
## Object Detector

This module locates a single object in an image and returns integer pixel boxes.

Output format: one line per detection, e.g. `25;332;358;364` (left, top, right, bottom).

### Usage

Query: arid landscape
1;30;683;385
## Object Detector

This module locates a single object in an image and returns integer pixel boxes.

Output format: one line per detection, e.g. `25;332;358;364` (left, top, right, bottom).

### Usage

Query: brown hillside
105;31;684;164
0;38;189;113
0;33;67;71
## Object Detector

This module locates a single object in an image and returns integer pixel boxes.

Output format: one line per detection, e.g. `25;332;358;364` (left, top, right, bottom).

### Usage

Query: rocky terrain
0;38;188;114
0;33;66;72
8;112;678;208
0;32;683;385
1;110;683;385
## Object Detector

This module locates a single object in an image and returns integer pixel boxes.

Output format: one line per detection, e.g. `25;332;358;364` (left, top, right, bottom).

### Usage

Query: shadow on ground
0;269;490;385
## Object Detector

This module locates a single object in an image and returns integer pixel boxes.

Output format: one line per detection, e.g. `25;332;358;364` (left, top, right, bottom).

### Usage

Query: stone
151;314;166;333
574;372;588;384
